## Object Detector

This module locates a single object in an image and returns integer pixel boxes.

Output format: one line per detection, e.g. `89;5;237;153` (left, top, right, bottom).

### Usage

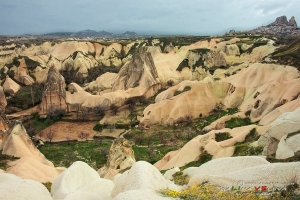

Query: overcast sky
0;0;299;36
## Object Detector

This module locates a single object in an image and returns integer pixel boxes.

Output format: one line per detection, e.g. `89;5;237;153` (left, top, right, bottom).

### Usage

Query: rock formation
288;16;297;27
66;82;129;112
38;66;67;116
13;58;35;85
111;161;179;198
99;138;136;178
188;160;300;190
85;72;117;94
51;161;114;200
2;76;20;96
0;86;8;133
249;15;300;36
1;120;62;183
0;173;52;200
140;63;300;126
1;120;52;165
154;124;265;170
258;107;300;159
112;51;161;98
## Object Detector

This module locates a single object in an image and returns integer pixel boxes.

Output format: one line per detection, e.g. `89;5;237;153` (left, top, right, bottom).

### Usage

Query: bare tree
46;129;56;142
110;103;119;115
65;135;71;145
36;131;43;140
78;131;90;141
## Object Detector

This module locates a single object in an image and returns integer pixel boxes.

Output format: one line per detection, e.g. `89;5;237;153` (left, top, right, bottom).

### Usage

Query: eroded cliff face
98;138;136;179
112;51;161;98
140;63;300;126
13;58;35;86
38;67;67;116
0;86;8;132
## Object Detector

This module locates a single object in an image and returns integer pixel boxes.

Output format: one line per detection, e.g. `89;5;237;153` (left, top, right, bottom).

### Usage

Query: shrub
215;132;232;142
176;59;190;71
172;171;190;185
174;86;191;96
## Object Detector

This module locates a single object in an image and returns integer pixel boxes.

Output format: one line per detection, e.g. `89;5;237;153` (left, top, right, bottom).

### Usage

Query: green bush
93;123;103;132
215;132;232;142
174;86;191;96
172;171;190;185
225;117;252;129
176;59;190;71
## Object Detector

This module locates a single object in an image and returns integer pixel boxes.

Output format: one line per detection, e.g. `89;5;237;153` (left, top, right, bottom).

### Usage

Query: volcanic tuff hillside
1;15;300;199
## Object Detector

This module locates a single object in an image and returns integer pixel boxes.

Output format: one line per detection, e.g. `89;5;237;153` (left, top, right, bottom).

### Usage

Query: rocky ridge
248;15;300;37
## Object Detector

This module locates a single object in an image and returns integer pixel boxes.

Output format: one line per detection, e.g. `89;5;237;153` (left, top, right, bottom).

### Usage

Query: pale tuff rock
2;76;20;96
66;82;129;112
1;120;53;165
163;167;180;180
276;134;300;159
112;52;161;98
73;51;98;78
99;138;136;178
0;173;52;200
13;58;35;85
6;156;62;183
111;161;179;198
1;120;61;183
0;86;7;111
140;63;300;126
141;78;217;125
85;72;118;93
188;161;300;189
51;161;114;200
39;66;67;115
154;125;259;170
258;107;300;159
183;156;269;178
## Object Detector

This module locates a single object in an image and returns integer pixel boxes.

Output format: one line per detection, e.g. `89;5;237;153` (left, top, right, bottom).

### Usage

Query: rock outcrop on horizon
249;15;300;36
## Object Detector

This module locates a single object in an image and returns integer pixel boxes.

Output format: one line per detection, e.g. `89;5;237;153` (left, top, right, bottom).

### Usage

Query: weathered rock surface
52;161;114;200
6;156;62;183
38;66;67;115
258;107;300;159
0;173;52;200
111;161;179;198
140;63;300;126
2;120;52;165
276;134;300;159
13;58;35;85
99;138;136;179
112;52;161;98
85;72;117;93
154;125;266;170
249;15;300;36
183;156;269;177
188;161;300;190
2;76;20;96
0;86;8;132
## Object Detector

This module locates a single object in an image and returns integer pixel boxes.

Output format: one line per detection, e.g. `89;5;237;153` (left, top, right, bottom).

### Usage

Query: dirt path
37;121;123;142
